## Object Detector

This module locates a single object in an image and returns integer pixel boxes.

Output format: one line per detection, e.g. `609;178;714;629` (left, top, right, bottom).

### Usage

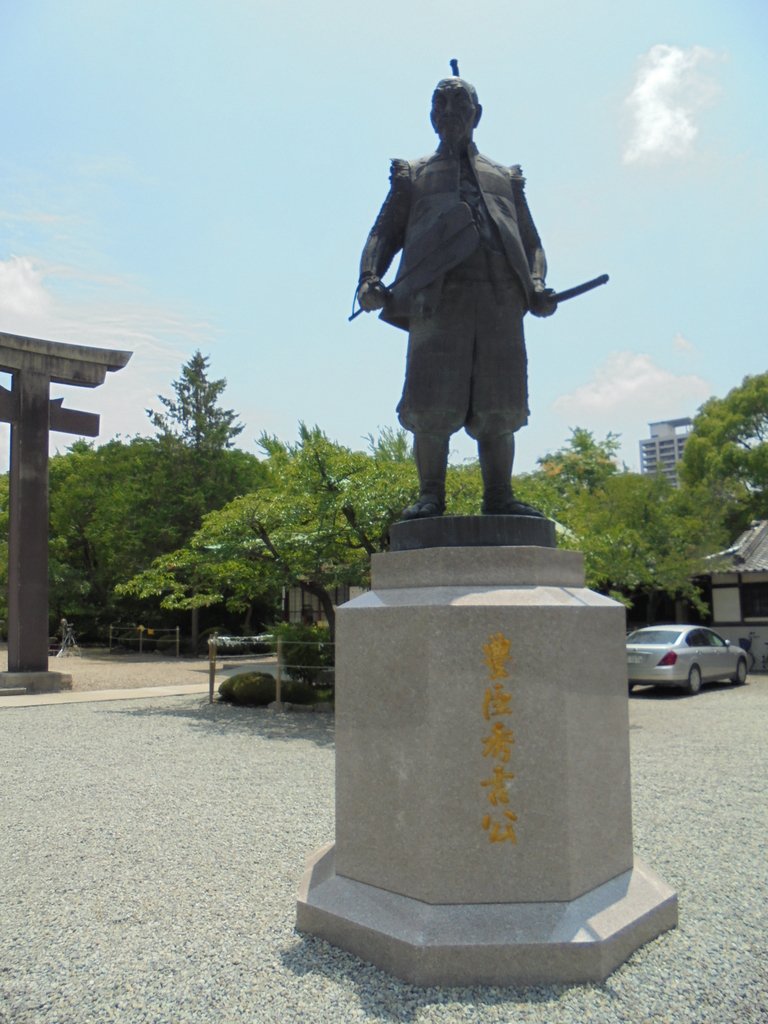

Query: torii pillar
0;331;131;693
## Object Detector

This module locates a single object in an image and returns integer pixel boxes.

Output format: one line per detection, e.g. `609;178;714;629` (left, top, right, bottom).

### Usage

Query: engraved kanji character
482;681;512;720
480;764;516;806
483;632;512;679
481;720;515;762
482;810;518;844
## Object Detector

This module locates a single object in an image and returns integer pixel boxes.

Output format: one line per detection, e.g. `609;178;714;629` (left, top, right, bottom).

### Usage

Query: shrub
218;673;276;706
269;622;334;686
217;672;323;706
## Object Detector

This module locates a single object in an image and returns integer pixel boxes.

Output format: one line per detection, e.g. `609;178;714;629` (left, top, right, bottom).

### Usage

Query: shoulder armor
509;164;527;188
389;158;411;186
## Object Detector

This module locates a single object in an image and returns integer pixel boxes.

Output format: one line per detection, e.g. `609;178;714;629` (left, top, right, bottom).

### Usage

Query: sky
0;0;765;474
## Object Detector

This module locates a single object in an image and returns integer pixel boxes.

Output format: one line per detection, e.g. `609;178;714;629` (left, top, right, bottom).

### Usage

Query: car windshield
627;629;683;645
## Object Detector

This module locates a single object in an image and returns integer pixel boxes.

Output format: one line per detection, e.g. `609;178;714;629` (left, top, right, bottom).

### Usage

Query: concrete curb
0;683;211;708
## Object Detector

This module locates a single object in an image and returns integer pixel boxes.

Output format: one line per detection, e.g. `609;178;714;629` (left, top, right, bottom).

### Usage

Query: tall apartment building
638;418;693;487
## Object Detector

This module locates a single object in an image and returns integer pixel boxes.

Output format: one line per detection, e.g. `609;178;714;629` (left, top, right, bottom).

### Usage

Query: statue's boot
479;433;546;518
401;433;449;519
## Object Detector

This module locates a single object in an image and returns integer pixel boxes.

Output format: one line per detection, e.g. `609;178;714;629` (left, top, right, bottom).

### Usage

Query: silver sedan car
626;625;749;695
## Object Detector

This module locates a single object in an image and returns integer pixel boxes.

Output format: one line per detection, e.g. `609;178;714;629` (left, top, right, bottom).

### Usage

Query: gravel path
1;678;765;1024
0;649;277;692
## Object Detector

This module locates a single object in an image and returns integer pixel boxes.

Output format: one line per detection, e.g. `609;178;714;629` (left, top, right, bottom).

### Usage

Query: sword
549;273;609;304
350;269;610;320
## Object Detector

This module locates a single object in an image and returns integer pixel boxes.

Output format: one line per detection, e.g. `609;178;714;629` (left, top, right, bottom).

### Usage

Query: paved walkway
0;682;212;707
0;650;278;707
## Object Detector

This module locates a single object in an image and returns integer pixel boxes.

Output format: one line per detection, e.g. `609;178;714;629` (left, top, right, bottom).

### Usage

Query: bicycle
737;633;757;673
56;620;81;658
737;632;768;673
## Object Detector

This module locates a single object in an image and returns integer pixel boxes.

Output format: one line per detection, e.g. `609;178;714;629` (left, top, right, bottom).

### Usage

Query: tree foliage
567;473;726;621
147;350;243;452
41;352;263;637
119;425;418;638
47;436;265;634
538;427;621;495
3;354;757;642
512;428;621;523
680;371;768;529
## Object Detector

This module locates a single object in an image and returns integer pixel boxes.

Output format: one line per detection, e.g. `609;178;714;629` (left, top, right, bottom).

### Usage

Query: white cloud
554;351;709;418
623;44;720;164
0;255;216;469
0;255;54;320
673;331;696;353
552;351;711;471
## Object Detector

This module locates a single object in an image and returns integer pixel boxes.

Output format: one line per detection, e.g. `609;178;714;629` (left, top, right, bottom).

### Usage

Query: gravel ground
0;649;276;692
0;678;765;1024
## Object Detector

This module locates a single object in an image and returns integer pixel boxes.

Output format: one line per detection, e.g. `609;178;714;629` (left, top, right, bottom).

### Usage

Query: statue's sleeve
510;165;547;285
359;159;411;283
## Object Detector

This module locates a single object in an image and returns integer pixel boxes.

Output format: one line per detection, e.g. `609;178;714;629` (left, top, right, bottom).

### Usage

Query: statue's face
430;80;481;147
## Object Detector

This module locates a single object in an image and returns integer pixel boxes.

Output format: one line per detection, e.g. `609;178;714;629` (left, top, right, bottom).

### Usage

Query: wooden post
176;626;180;658
7;371;52;672
109;625;113;654
276;637;283;707
208;634;218;704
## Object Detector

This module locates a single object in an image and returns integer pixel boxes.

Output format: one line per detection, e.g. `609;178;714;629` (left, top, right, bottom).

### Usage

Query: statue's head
430;77;482;148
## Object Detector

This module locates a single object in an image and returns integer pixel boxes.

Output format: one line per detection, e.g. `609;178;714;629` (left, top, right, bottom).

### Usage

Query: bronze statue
356;65;557;519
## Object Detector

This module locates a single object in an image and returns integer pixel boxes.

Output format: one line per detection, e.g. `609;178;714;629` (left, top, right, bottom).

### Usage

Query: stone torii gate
0;331;132;692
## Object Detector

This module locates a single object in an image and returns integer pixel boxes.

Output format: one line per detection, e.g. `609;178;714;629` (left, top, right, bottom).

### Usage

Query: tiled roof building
703;521;768;663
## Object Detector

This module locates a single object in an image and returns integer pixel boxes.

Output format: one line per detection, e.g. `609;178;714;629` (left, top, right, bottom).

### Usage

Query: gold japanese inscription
482;810;518;844
482;632;512;679
483;681;512;720
481;720;515;762
480;632;518;845
480;764;515;806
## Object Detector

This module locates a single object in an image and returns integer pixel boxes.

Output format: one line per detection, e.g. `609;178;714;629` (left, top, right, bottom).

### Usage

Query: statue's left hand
357;277;389;312
530;286;557;318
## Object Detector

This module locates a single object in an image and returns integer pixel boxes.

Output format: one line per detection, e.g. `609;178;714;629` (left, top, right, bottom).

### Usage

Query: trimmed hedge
217;672;322;707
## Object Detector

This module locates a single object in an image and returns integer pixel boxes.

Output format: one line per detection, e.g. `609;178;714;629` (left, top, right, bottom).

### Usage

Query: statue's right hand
357;277;388;312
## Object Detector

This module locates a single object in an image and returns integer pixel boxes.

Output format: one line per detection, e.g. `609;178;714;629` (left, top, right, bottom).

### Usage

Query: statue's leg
478;432;546;518
398;284;472;520
401;432;450;520
478;432;515;513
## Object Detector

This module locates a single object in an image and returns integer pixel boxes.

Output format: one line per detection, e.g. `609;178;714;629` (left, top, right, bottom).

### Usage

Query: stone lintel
0;331;132;387
0;386;101;436
297;844;678;987
49;399;100;437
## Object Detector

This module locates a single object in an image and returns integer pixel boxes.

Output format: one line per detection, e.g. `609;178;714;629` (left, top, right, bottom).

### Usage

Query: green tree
680;372;768;531
538;427;621;494
509;428;623;524
147;350;243;451
568;472;726;622
46;438;259;633
46;350;265;639
120;425;418;639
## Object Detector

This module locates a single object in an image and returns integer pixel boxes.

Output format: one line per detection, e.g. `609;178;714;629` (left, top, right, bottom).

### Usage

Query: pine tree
147;350;243;452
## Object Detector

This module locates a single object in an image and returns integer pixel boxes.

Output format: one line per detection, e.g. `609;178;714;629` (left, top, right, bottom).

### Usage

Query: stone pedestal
296;539;677;986
0;670;73;694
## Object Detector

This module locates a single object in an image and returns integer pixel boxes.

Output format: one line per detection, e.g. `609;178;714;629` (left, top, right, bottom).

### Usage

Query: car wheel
731;658;748;685
686;664;702;695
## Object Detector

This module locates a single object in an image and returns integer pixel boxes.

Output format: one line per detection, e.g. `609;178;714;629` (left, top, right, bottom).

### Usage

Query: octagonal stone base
296;543;677;985
297;843;677;987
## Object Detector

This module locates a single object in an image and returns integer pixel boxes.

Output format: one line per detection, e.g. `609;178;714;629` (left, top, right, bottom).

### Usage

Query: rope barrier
207;633;335;705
